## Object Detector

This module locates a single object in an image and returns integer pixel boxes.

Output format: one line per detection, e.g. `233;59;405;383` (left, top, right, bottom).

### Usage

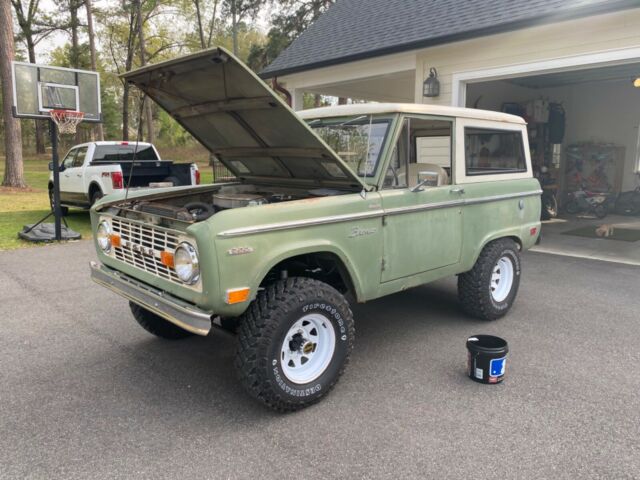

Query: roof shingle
261;0;640;78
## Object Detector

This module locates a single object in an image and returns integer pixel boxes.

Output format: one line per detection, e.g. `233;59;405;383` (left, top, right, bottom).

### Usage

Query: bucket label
489;357;506;377
475;368;483;380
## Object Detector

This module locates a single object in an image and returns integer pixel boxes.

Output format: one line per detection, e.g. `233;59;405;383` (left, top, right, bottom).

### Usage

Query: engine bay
112;183;349;223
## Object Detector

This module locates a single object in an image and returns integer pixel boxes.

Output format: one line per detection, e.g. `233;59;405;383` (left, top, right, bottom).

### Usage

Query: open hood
122;48;366;190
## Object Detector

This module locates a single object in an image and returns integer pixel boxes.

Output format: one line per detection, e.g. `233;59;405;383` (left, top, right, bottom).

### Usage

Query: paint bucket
466;335;508;384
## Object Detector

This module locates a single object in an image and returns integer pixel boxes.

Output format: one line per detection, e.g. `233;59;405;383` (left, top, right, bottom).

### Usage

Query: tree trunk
135;0;154;143
1;0;26;188
122;82;130;141
85;0;104;140
69;1;82;143
231;0;238;55
194;0;205;49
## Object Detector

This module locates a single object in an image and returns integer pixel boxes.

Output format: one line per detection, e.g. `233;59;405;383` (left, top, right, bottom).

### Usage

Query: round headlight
96;221;112;252
174;242;200;284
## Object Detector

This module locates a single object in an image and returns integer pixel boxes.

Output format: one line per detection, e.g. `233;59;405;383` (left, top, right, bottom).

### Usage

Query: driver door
380;117;463;282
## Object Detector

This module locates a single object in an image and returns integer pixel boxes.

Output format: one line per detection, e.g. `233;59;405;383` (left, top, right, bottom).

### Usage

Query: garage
464;62;640;264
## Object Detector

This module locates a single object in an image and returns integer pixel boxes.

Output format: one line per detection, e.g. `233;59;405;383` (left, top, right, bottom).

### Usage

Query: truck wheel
90;189;103;206
129;301;194;340
458;238;521;321
48;187;69;216
235;277;354;412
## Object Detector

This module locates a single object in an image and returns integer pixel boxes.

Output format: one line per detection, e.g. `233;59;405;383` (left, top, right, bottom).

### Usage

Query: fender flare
251;242;364;301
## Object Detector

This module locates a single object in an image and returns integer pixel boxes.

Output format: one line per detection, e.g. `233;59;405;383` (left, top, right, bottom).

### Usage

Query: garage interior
466;63;640;264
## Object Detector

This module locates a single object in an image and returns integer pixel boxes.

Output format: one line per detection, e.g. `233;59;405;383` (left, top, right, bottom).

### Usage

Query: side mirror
48;162;53;171
410;171;438;192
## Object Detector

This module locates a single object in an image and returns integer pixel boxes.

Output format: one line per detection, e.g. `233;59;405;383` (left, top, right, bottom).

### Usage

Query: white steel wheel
490;256;514;303
281;313;336;385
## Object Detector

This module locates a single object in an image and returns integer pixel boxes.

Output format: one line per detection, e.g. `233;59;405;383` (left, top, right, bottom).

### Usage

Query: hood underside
122;47;366;190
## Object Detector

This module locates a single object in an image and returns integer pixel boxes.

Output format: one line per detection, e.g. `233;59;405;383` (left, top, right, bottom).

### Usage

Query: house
261;0;640;197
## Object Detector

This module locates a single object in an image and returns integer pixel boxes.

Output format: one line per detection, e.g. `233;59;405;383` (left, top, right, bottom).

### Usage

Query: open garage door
464;63;640;265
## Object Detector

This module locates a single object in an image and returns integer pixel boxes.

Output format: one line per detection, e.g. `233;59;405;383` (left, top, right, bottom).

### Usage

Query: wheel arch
466;231;523;270
254;245;363;301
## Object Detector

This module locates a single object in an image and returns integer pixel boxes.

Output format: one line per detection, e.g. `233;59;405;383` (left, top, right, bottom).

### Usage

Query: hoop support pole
50;120;62;241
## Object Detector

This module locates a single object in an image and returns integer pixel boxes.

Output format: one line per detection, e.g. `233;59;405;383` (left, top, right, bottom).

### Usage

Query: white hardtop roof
298;103;526;124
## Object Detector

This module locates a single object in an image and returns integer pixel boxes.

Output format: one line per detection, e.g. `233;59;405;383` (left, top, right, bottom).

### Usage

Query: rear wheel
235;277;354;412
90;189;103;206
564;200;580;215
129;302;194;340
458;238;521;321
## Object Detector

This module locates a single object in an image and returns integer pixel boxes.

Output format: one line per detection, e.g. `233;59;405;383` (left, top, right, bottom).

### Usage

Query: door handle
76;174;82;177
450;187;465;194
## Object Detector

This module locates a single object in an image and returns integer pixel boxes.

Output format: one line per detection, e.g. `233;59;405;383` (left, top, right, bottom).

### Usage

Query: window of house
465;128;526;175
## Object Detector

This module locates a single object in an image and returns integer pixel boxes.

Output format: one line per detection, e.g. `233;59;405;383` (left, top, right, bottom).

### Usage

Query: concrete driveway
1;242;638;480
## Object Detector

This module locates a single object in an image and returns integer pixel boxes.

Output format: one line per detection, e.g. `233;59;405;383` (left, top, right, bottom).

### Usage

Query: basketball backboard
11;62;101;122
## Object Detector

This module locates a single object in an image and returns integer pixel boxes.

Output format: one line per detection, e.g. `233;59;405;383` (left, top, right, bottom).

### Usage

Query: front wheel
48;187;69;216
129;302;194;340
235;277;354;412
458;238;521;321
593;204;608;219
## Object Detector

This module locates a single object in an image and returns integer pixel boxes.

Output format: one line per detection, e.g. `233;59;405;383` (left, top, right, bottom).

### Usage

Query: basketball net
50;109;84;135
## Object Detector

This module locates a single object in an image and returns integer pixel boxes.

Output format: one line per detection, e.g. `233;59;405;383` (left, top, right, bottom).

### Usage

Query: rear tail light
194;168;201;185
111;171;123;189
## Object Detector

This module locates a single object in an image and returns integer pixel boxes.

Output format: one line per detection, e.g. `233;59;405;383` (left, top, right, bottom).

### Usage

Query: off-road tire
458;238;521;321
129;301;194;340
235;277;354;412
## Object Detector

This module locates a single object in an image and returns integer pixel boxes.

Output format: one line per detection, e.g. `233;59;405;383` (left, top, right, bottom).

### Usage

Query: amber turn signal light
110;233;122;248
160;251;175;268
226;288;250;304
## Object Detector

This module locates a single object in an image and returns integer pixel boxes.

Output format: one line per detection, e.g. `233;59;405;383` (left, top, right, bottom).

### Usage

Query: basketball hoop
50;109;85;135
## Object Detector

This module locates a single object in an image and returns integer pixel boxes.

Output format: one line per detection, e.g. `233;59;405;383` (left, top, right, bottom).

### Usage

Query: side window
384;117;453;189
383;121;409;189
62;149;78;169
465;128;526;175
72;147;88;167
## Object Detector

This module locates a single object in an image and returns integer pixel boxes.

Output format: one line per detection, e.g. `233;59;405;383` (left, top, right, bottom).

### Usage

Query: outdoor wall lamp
423;67;440;97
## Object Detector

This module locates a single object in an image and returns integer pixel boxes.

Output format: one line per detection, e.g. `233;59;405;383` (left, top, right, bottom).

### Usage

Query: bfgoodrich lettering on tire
458;238;521;321
235;277;354;412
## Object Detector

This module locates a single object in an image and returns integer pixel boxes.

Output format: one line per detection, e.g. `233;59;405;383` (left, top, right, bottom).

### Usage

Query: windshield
308;115;392;178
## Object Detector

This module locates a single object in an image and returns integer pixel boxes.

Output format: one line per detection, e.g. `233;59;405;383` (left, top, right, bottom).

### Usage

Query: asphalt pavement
1;241;639;479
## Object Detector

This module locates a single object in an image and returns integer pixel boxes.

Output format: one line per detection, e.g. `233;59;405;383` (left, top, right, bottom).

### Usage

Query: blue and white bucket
466;335;509;384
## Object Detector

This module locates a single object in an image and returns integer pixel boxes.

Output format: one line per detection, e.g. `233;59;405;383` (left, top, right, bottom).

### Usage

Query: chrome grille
111;217;182;284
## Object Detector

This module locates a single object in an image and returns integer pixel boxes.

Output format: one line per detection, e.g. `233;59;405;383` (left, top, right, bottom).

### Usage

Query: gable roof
261;0;640;78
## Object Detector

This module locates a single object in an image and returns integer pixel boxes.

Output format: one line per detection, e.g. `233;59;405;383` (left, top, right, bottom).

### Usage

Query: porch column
291;89;304;111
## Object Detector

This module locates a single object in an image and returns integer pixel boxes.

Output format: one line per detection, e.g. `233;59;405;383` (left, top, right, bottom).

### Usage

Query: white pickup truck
49;141;200;213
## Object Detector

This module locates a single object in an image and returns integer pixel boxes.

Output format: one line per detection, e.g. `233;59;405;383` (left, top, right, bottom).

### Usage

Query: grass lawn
0;151;214;251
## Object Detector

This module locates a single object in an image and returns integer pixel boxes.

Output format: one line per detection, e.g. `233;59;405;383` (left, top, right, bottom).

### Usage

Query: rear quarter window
92;145;158;162
465;128;526;176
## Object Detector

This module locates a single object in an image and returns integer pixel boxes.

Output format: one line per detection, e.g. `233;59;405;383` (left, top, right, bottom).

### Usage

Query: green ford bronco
90;48;541;411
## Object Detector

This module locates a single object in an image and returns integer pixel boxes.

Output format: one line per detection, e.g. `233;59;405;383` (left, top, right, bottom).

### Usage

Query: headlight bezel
174;242;200;285
97;220;112;253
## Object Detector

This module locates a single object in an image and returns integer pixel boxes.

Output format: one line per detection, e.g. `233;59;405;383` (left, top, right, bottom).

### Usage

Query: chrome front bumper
90;261;212;336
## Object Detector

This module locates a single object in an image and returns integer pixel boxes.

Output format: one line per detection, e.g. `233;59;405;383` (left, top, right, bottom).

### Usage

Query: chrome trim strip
384;199;465;216
90;261;212;336
464;189;543;206
216;190;542;237
217;210;385;237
